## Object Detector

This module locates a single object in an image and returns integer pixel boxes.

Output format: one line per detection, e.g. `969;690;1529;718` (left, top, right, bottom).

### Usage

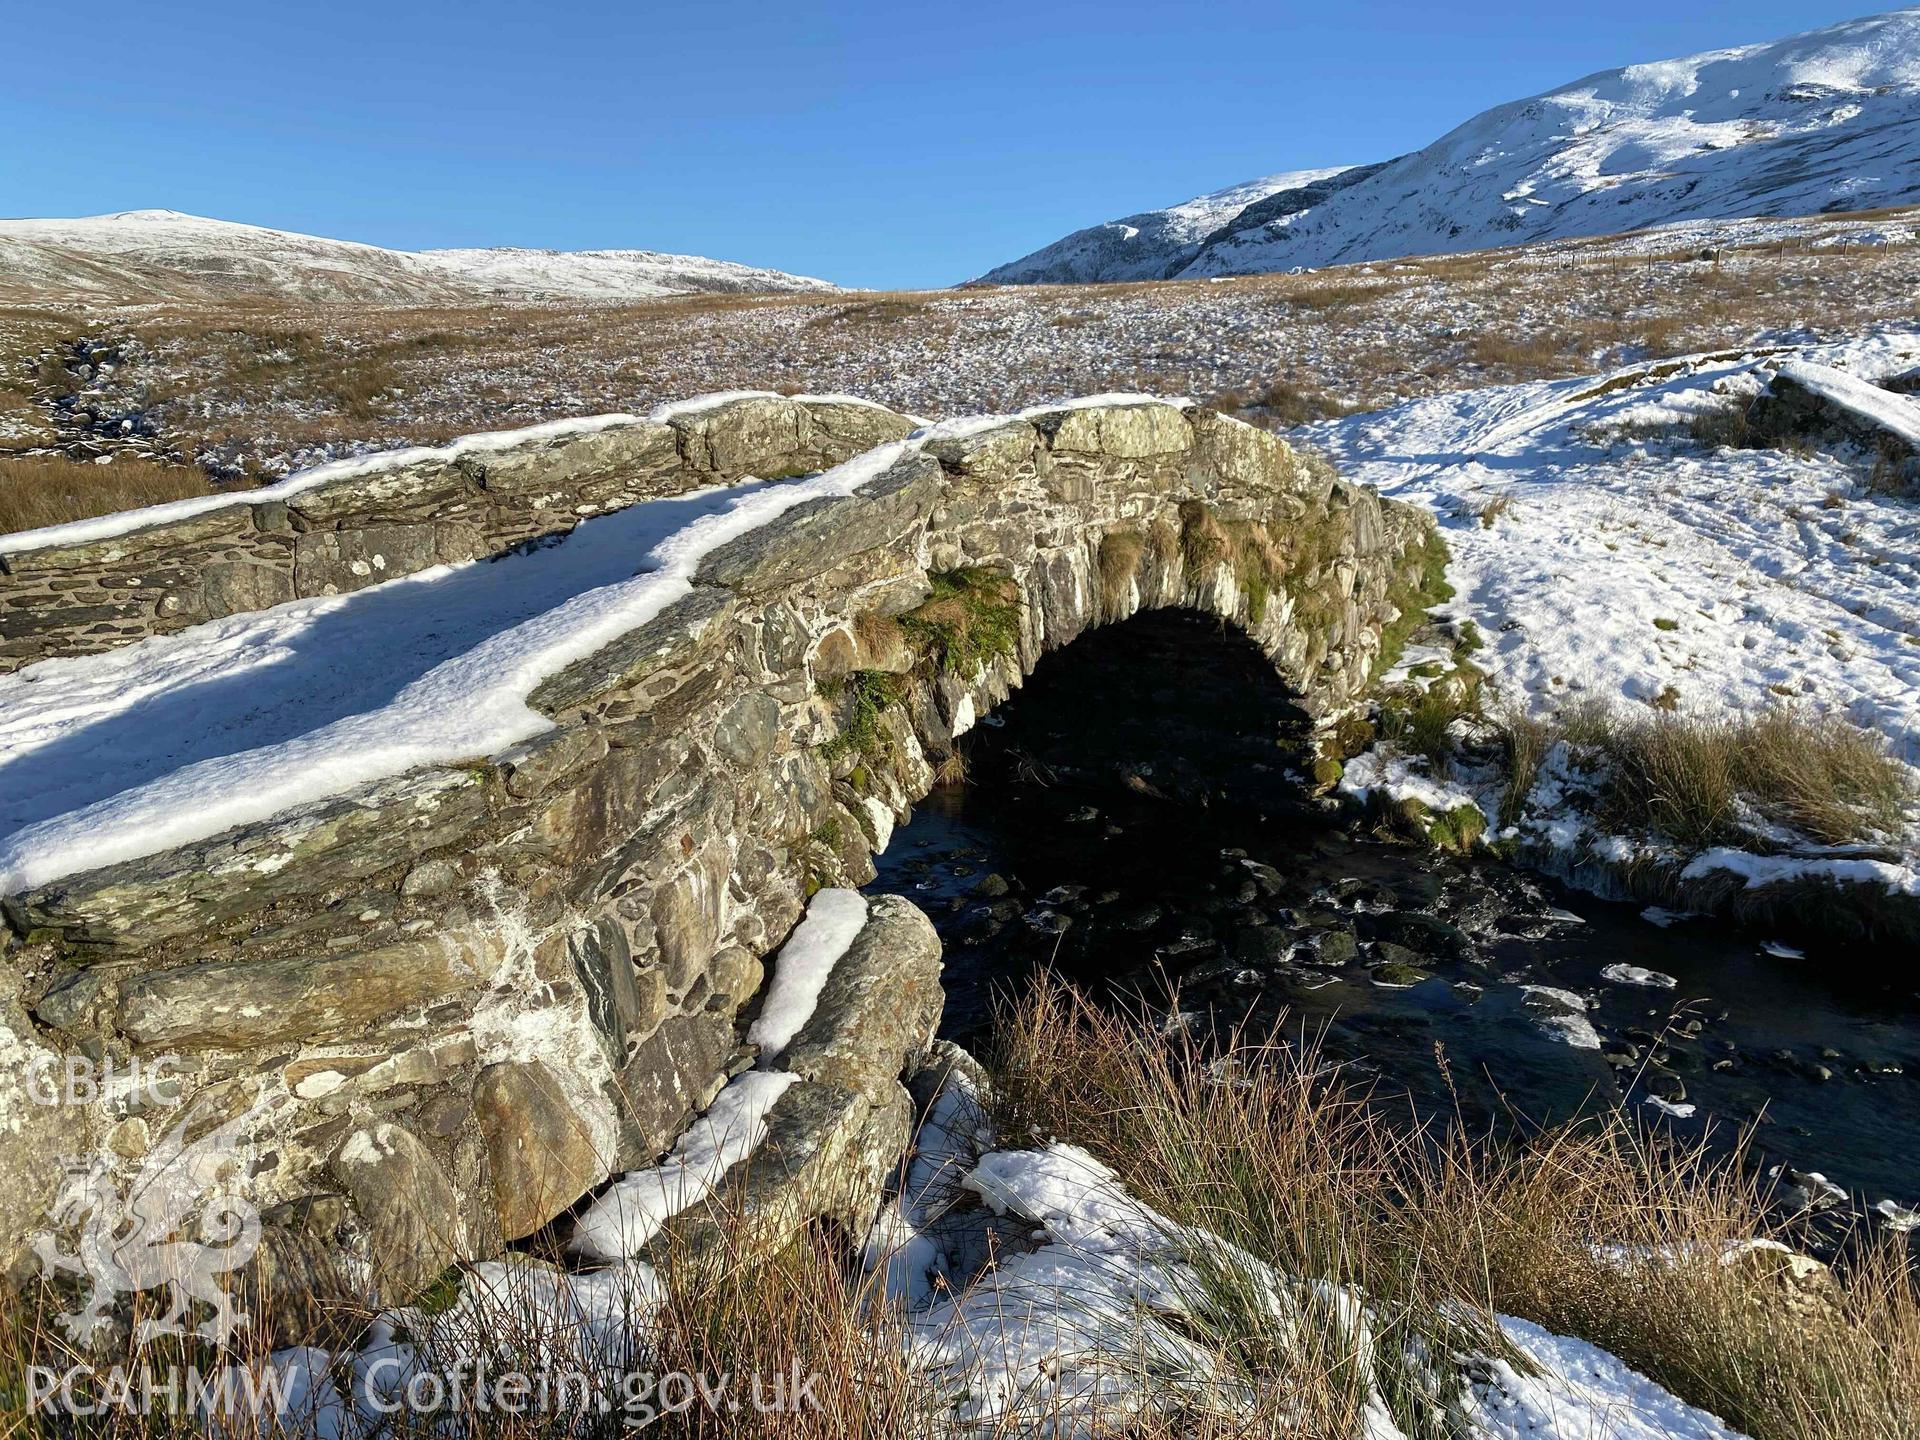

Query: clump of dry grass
1096;527;1146;616
1598;707;1745;847
1734;707;1917;844
898;567;1024;677
1603;704;1915;846
804;297;931;329
1379;682;1480;773
993;976;1920;1440
0;1205;933;1439
641;1225;939;1438
1687;398;1815;457
1496;708;1558;826
1277;280;1394;313
1470;331;1567;373
991;978;1491;1439
1476;494;1516;528
1416;1121;1920;1440
1492;701;1915;847
1176;501;1298;625
0;453;210;536
1208;377;1356;429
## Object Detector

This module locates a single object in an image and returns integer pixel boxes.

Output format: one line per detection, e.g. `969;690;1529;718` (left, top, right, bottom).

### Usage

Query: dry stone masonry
0;394;917;672
0;391;1439;1298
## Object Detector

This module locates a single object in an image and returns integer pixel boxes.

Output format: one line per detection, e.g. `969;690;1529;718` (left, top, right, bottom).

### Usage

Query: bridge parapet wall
0;394;915;672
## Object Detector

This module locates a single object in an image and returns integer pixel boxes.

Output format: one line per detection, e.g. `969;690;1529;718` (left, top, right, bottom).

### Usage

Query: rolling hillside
0;210;839;304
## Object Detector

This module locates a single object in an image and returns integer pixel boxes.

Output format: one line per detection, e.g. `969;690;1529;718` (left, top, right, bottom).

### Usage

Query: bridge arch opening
870;607;1325;1039
960;607;1316;815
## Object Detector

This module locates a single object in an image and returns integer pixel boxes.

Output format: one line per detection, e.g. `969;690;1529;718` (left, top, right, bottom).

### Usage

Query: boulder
615;1011;737;1163
712;691;781;768
653;1080;913;1262
328;1123;465;1302
779;895;943;1097
472;1060;606;1241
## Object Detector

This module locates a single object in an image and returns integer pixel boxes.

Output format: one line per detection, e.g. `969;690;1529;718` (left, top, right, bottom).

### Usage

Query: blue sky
0;2;1886;288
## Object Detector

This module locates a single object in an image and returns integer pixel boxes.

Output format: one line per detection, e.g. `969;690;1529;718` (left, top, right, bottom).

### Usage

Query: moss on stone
820;669;907;765
800;818;846;896
1369;528;1453;687
409;1266;467;1316
1428;803;1489;853
1331;710;1378;760
900;567;1023;677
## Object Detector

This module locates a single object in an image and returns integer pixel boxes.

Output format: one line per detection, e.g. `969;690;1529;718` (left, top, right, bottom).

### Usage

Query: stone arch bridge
0;392;1439;1294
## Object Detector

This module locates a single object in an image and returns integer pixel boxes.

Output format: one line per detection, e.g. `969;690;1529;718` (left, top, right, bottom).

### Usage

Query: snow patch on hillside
1192;10;1920;275
0;210;838;305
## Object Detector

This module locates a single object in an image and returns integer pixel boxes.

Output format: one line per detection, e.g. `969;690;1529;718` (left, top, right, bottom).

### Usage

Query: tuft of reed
1491;701;1916;848
0;454;209;536
989;975;1920;1440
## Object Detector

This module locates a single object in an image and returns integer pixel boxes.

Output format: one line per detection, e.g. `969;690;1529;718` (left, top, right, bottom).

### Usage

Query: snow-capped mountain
985;9;1920;284
0;210;839;304
976;167;1368;285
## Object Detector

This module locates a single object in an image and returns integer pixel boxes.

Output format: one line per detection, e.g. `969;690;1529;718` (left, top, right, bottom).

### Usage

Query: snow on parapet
0;433;926;894
0;412;649;558
647;390;906;425
1020;392;1197;416
0;392;912;560
1771;360;1920;451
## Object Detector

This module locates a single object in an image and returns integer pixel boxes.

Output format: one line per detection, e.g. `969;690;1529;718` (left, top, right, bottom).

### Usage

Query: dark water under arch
868;609;1920;1236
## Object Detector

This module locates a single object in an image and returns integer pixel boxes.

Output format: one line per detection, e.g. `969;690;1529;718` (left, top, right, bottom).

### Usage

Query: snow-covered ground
38;204;1912;486
989;9;1920;283
1314;332;1920;746
1318;329;1920;897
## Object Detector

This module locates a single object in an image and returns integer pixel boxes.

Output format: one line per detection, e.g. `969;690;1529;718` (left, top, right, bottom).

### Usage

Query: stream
867;612;1920;1239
